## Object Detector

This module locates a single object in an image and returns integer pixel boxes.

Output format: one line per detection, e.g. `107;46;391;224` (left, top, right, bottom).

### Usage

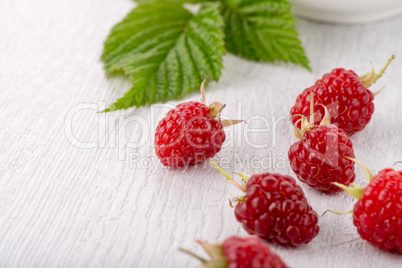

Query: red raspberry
290;56;393;136
155;80;241;167
335;161;402;254
181;236;288;268
288;124;356;193
289;94;356;193
211;161;319;247
155;101;225;167
235;173;319;247
222;237;287;268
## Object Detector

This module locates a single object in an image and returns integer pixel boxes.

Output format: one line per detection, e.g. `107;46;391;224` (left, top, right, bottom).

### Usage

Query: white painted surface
1;0;402;267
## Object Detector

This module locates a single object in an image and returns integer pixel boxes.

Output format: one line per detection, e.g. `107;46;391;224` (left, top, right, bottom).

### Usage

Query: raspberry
155;101;225;167
289;94;356;193
335;161;402;254
290;56;393;136
235;173;319;246
211;160;319;247
181;236;288;268
222;237;287;268
288;124;356;193
155;80;241;167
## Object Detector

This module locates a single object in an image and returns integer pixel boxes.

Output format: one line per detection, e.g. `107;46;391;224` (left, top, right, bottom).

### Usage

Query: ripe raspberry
289;124;356;193
211;160;319;247
289;94;356;193
335;160;402;254
155;101;225;167
155;80;241;167
181;236;288;268
290;56;393;136
235;173;319;247
222;237;287;268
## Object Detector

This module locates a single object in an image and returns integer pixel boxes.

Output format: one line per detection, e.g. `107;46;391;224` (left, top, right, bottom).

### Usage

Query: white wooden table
1;0;402;267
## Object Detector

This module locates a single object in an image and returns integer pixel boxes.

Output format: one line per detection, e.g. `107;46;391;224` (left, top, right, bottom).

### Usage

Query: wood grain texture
1;0;402;267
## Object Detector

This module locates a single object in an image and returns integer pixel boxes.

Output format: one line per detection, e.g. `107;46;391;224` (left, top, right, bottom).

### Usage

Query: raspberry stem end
360;55;394;88
332;182;364;199
210;159;246;192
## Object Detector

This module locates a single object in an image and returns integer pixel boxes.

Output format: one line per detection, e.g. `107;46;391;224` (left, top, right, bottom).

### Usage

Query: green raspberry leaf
220;0;310;70
101;2;225;111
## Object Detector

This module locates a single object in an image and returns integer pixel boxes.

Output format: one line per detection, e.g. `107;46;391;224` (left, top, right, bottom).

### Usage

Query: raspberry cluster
160;58;399;266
